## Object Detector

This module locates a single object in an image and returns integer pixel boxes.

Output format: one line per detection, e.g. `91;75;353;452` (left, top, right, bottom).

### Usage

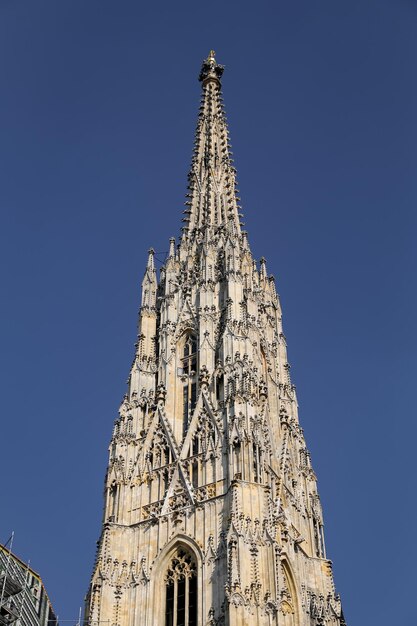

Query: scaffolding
0;534;58;626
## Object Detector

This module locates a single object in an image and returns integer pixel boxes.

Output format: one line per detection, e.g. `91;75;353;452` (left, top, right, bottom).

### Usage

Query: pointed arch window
181;335;198;436
165;548;197;626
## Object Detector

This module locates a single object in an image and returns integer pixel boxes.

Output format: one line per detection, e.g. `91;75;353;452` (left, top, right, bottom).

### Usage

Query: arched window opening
181;335;198;436
165;548;197;626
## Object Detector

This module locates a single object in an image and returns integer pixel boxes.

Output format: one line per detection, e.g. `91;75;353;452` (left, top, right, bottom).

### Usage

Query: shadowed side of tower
85;51;346;626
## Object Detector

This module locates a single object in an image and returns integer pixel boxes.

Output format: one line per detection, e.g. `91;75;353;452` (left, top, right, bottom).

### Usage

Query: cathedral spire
184;51;242;239
86;52;346;626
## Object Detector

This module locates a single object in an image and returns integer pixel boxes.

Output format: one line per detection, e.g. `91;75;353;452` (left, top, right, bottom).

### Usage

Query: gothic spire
183;51;243;239
86;52;346;626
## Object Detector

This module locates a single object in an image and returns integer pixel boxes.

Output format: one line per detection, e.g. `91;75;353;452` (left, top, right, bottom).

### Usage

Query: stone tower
85;51;346;626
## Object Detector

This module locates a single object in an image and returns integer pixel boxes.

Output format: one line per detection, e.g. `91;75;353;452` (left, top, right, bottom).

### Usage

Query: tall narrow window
253;443;261;483
165;549;197;626
166;581;174;626
188;576;197;626
234;440;242;479
216;373;224;404
183;387;189;437
190;382;197;413
181;335;198;436
192;460;199;489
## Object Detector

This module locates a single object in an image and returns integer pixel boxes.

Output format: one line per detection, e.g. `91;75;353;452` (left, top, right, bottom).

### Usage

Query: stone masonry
85;51;346;626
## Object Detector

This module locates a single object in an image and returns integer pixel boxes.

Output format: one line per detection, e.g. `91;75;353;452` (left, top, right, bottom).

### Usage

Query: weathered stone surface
85;51;345;626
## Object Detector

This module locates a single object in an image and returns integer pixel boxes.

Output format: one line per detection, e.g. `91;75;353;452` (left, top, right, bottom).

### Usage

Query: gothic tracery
85;51;346;626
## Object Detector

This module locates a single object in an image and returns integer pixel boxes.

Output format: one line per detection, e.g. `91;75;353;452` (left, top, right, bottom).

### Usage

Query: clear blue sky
1;1;416;624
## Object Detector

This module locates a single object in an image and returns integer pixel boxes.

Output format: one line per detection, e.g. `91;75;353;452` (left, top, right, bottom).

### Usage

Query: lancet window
181;335;198;436
165;548;197;626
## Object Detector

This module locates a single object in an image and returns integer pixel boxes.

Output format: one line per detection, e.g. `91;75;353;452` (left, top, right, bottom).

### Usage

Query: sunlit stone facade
85;52;346;626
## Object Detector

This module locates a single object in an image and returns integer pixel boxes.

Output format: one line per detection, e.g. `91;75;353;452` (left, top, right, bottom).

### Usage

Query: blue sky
0;1;416;624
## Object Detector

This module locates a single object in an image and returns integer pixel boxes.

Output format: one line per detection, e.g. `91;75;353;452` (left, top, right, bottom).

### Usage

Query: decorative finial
199;50;224;86
169;237;176;258
147;248;155;270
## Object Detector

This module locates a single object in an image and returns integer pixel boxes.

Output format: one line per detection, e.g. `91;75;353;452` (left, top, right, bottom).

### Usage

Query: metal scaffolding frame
0;534;57;626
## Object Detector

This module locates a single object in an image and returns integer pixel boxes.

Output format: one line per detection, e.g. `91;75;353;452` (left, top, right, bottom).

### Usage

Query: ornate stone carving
85;51;346;626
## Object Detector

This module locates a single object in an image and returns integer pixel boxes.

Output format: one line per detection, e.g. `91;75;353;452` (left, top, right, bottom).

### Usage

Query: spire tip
199;50;224;85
